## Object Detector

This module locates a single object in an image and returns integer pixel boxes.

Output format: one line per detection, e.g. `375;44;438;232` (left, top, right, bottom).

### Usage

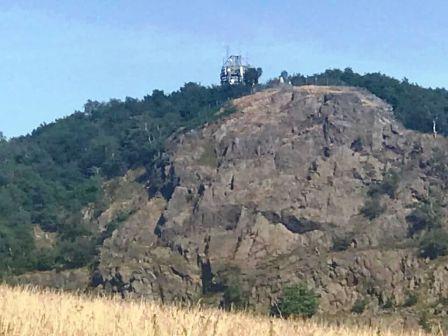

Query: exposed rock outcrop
19;86;448;324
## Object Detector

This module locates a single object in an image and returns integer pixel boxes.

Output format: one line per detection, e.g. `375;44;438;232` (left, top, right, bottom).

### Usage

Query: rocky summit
18;86;448;322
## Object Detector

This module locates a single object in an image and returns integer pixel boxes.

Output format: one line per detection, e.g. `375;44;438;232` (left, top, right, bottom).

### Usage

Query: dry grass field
0;284;434;336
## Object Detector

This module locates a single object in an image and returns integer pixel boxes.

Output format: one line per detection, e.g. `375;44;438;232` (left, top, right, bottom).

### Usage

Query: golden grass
0;284;431;336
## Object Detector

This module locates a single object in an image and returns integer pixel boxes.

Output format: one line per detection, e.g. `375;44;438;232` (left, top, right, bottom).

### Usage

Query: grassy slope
0;285;430;336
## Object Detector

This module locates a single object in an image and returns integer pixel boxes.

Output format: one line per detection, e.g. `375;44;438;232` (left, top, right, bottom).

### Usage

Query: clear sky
1;0;447;138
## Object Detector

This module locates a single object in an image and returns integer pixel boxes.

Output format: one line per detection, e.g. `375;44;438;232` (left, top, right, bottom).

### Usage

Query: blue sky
1;0;447;138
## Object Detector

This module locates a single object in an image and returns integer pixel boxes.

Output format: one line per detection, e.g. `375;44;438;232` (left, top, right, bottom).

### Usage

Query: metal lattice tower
220;55;248;85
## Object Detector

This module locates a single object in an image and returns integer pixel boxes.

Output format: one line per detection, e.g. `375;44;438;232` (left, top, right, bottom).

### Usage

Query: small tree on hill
419;229;448;260
280;70;289;82
273;283;319;318
406;197;442;236
360;196;385;220
222;282;248;310
244;67;263;87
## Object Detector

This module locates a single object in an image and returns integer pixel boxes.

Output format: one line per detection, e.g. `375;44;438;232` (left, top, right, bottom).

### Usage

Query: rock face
97;86;448;317
23;86;448;321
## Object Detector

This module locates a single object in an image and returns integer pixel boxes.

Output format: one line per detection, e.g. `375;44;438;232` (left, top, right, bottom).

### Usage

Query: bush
332;234;353;252
383;170;400;198
273;283;319;318
368;170;400;199
403;293;418;307
351;298;368;314
419;230;448;260
381;297;395;309
360;196;385;220
407;198;442;236
350;137;364;152
428;148;448;187
222;283;248;310
219;271;249;311
419;312;432;333
360;170;399;220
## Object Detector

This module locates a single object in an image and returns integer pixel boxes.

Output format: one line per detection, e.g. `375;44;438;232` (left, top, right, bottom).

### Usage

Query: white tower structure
220;55;249;85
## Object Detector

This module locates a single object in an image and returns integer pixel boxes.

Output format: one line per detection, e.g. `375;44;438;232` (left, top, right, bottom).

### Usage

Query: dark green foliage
360;196;385;220
244;67;263;87
350;137;364;152
222;280;248;310
280;70;289;81
0;82;252;276
361;170;400;220
403;293;418;307
419;230;448;260
274;283;319;318
439;297;448;307
428;148;448;188
332;234;353;252
382;170;400;199
351;298;368;314
407;198;442;236
56;237;97;269
406;192;447;259
418;312;432;333
368;170;400;199
381;297;395;309
215;267;249;310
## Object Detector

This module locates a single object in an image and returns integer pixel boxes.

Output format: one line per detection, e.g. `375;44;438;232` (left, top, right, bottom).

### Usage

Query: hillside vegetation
0;285;431;336
1;68;448;277
0;84;250;276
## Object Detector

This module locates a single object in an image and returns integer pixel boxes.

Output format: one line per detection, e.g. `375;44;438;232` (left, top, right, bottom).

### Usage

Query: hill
2;69;448;277
2;69;448;330
0;284;429;336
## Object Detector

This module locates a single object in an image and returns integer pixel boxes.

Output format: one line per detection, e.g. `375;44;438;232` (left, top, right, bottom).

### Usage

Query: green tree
244;67;263;87
273;283;319;318
360;196;385;220
351;298;368;314
222;281;248;310
280;70;289;82
419;230;448;259
407;197;442;236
